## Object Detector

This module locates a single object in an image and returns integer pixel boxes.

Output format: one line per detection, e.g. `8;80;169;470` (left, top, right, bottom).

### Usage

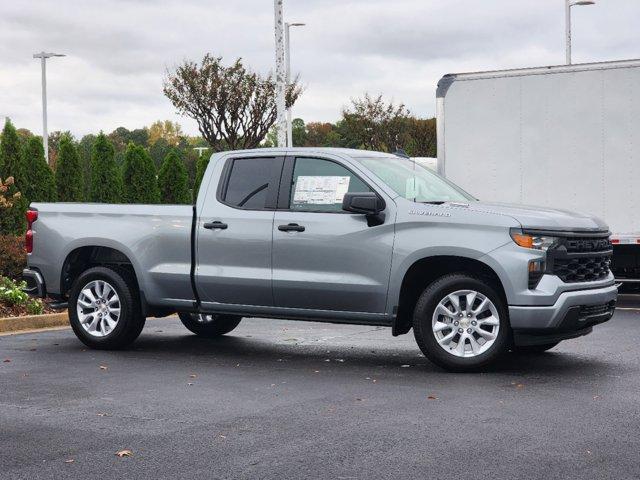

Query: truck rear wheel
68;266;145;349
413;273;510;372
178;312;242;338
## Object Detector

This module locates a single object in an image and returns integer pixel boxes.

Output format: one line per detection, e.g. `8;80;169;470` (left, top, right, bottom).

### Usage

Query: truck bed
28;202;195;308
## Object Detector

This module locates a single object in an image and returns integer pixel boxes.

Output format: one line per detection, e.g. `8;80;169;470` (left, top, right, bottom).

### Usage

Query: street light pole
285;22;305;148
565;0;596;65
33;51;65;164
273;0;287;148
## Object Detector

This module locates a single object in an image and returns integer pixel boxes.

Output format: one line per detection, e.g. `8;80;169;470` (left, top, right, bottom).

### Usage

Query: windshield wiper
418;201;447;205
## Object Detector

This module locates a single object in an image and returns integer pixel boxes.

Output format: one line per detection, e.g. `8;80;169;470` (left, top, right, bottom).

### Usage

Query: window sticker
293;176;351;205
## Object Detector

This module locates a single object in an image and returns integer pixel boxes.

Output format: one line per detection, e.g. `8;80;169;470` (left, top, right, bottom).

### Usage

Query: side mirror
342;192;385;215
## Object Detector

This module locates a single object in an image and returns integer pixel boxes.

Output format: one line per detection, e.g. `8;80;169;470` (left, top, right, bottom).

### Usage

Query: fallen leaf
29;348;37;352
3;359;10;363
99;365;108;371
427;395;438;400
515;383;525;389
64;459;75;464
372;379;377;383
115;449;132;458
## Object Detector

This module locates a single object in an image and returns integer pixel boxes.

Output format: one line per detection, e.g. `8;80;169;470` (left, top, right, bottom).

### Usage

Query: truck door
272;156;394;314
196;155;283;307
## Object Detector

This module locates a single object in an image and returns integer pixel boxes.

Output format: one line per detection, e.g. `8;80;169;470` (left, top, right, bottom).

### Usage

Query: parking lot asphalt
2;304;640;480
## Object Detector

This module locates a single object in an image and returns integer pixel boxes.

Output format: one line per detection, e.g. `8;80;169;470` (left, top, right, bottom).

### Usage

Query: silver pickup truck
23;148;617;371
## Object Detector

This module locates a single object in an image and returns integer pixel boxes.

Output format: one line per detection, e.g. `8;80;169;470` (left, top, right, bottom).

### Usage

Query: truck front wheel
413;274;510;372
68;266;145;349
178;313;242;338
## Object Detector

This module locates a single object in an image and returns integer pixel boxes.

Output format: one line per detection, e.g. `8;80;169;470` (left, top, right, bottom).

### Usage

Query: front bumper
509;283;618;346
22;268;46;298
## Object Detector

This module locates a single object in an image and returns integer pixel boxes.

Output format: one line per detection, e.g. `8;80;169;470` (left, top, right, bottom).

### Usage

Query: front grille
546;234;612;284
553;255;611;283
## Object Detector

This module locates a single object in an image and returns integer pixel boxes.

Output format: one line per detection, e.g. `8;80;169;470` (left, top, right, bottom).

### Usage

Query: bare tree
163;55;302;151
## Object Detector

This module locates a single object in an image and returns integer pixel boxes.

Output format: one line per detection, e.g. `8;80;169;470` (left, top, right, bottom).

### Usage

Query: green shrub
0;120;27;234
121;143;160;203
0;276;43;314
0;235;26;279
193;155;210;199
56;135;84;202
22;137;56;202
0;276;29;305
158;149;191;204
89;133;122;203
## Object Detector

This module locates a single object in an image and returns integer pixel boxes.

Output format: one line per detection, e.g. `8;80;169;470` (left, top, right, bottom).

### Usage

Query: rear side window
223;157;277;209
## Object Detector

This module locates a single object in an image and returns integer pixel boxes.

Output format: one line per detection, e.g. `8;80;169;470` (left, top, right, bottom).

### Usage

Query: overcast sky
1;0;639;138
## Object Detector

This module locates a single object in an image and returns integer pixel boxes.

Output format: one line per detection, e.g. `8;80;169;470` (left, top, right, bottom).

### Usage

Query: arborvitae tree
22;137;56;202
193;155;210;199
89;133;122;203
121;143;159;203
78;134;96;199
0;119;28;234
55;135;84;202
158;149;191;204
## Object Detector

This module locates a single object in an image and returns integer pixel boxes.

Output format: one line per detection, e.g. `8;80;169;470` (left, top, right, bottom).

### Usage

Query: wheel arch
60;242;144;299
392;255;507;336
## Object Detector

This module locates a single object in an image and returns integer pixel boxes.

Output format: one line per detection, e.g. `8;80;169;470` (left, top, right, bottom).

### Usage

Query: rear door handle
203;221;228;230
278;223;305;232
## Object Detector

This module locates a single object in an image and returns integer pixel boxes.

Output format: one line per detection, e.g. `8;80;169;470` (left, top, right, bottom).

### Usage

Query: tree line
0;119;194;235
164;55;436;158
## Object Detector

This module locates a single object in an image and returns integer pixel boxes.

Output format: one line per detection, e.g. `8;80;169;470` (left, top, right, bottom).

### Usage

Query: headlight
510;229;559;251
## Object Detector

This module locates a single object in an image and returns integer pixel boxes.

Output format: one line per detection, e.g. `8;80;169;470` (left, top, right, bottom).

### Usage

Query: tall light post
285;22;305;147
565;0;596;65
33;51;65;164
273;0;287;148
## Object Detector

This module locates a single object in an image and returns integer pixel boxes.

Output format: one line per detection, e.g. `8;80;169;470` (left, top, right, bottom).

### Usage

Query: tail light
25;210;38;253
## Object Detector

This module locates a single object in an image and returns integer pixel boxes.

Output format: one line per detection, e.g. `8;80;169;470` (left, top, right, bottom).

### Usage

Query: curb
0;312;69;334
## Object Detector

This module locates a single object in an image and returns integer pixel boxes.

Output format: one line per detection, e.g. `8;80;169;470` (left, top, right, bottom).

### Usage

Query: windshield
358;156;475;203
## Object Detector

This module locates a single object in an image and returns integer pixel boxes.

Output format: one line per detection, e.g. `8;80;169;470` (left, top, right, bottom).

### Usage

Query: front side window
358;156;475;203
289;157;373;212
223;157;277;209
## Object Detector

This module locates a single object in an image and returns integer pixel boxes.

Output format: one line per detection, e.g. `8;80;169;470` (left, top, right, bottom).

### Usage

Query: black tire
413;273;511;372
512;342;560;354
178;312;242;338
68;266;145;350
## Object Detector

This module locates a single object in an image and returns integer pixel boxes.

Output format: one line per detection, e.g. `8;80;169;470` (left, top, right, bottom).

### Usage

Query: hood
461;201;609;232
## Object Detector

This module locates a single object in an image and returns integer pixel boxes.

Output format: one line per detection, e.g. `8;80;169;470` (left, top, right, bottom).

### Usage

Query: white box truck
436;59;640;287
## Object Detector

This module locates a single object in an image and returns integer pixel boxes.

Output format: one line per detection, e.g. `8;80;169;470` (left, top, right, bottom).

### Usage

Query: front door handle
203;221;228;230
278;223;305;232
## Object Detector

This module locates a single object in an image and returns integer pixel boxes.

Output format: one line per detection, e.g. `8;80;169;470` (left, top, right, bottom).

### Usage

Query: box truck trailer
436;59;640;287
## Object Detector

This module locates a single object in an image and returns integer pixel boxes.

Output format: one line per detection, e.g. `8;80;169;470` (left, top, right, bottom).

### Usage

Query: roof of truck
214;147;396;159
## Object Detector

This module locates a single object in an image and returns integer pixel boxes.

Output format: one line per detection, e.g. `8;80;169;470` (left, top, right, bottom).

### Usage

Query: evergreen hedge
121;143;160;203
0;120;27;234
55;135;84;202
22;136;56;203
89;133;122;203
158;149;191;204
193;155;210;200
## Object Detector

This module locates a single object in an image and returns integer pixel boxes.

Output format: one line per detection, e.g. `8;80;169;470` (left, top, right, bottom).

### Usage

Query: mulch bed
0;299;64;318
